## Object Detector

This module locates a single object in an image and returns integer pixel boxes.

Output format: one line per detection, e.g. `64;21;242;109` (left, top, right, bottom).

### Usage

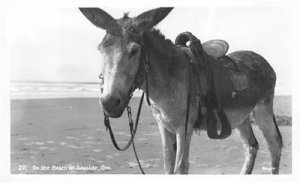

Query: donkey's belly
224;107;254;128
197;106;254;131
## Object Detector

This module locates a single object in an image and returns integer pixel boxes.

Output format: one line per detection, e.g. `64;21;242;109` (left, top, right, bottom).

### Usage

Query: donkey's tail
273;115;283;148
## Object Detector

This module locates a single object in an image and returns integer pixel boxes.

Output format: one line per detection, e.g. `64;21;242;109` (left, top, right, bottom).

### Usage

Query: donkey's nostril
100;96;122;116
106;97;121;108
114;98;121;106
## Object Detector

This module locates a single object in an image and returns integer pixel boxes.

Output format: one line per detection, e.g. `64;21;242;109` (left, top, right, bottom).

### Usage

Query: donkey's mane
144;29;180;60
142;28;185;77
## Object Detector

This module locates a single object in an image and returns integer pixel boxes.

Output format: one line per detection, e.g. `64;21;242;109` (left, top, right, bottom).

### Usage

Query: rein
103;93;145;174
100;39;150;174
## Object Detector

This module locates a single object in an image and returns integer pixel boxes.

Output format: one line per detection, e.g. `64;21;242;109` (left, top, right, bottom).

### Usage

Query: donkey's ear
79;8;122;36
135;7;173;29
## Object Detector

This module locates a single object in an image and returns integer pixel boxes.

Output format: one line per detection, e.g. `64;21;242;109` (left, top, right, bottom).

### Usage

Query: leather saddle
202;39;229;59
175;32;233;139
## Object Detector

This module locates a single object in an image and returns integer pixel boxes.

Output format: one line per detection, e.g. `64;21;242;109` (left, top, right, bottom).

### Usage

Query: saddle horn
175;32;206;65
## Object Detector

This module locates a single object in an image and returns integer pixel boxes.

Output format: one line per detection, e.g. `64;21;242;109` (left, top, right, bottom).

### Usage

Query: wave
10;82;142;99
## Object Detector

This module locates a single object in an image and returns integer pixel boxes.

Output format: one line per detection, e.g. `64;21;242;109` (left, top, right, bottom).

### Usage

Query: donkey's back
218;50;277;109
228;50;276;90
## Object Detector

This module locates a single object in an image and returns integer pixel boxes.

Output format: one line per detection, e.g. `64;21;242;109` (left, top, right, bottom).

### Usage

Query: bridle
99;31;195;174
100;32;151;174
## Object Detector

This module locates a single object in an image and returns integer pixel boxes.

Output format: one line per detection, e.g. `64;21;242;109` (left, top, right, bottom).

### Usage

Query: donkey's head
80;7;173;117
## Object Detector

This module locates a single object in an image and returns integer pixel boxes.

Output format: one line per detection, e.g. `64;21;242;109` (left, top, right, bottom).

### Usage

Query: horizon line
10;80;100;84
10;80;292;97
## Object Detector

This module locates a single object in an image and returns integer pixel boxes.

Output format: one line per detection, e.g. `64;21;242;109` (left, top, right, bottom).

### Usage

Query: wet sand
11;98;292;174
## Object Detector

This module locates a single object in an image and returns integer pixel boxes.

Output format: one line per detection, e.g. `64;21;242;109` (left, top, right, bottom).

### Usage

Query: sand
11;98;292;174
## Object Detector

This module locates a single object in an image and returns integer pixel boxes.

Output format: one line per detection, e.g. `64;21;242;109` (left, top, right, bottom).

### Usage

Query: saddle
175;32;234;139
202;39;229;59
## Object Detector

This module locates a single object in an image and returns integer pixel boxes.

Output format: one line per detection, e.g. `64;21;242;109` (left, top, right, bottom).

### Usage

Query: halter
100;32;151;174
100;31;195;174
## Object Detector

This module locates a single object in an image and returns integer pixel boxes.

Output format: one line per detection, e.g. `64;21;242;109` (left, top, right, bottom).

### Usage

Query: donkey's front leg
158;123;176;174
174;127;193;174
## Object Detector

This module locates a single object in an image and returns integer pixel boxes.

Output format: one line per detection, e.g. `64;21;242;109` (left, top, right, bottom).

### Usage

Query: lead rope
103;92;145;174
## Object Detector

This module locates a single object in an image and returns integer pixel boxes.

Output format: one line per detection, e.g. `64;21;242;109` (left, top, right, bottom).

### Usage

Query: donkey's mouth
102;103;127;118
99;95;129;118
105;110;123;118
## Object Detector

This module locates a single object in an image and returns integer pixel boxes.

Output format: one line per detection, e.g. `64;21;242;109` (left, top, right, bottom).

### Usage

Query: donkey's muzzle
100;96;123;118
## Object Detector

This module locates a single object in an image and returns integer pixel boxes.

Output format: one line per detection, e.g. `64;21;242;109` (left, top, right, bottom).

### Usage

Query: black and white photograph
1;0;300;182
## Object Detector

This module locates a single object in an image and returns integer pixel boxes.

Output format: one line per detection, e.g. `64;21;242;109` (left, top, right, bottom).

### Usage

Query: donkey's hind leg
237;115;259;174
254;101;283;174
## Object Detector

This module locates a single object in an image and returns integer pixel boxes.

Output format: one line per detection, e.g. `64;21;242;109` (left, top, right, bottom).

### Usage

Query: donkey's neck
140;30;189;105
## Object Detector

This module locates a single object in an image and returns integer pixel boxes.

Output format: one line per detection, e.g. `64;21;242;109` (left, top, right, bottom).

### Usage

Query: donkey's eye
129;48;138;58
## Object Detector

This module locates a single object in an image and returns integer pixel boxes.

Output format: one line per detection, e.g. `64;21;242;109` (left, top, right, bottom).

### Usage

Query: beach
11;86;292;174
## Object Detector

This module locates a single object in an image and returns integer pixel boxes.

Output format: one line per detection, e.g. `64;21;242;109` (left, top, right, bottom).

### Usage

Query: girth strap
184;62;192;139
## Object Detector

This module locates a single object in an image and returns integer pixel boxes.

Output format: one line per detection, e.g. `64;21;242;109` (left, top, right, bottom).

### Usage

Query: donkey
79;7;282;174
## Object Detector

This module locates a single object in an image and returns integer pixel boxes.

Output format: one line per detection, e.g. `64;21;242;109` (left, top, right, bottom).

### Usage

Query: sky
5;3;297;95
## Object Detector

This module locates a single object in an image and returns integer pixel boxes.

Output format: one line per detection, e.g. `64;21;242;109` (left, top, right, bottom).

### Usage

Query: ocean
10;81;143;99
